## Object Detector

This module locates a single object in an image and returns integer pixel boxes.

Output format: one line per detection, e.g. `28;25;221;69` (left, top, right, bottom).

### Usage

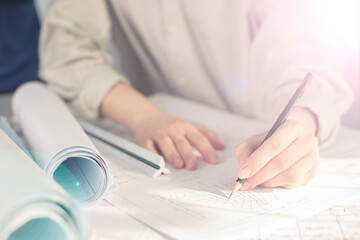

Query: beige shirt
39;0;354;145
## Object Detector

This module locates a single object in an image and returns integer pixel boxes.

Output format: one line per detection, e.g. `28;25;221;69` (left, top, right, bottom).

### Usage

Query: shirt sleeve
39;0;129;119
247;0;354;147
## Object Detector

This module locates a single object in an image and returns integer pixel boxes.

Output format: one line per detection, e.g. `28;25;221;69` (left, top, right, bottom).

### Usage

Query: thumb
234;133;265;166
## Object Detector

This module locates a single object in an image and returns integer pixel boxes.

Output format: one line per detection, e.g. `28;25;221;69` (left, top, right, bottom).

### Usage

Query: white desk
1;93;360;240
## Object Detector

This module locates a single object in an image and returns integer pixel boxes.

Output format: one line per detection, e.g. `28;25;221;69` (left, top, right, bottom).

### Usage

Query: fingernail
186;160;197;170
173;159;183;168
238;166;251;178
208;155;218;164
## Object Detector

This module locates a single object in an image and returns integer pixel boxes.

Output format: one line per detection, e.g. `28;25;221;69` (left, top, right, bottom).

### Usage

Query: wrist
130;110;170;132
287;107;318;136
100;82;170;132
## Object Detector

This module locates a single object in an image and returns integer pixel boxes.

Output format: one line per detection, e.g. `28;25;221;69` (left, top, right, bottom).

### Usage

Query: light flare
317;0;360;50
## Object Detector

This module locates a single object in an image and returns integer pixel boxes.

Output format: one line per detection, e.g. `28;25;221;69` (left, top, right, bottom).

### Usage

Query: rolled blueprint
0;129;88;240
12;82;112;205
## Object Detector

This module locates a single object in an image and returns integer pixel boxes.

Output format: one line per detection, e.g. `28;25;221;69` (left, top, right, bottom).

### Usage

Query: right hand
133;113;225;170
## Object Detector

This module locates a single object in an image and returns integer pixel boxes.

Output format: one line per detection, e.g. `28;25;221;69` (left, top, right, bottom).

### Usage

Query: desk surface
1;93;360;240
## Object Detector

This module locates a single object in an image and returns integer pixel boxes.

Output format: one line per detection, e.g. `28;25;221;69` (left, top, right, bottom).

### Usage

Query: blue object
0;0;40;92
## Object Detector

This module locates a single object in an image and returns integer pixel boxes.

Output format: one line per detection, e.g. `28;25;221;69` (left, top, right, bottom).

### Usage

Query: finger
234;133;265;166
154;136;184;168
240;136;317;189
173;136;198;170
237;120;303;179
196;125;225;149
186;131;218;164
144;139;159;154
274;151;319;189
244;154;315;190
281;169;317;189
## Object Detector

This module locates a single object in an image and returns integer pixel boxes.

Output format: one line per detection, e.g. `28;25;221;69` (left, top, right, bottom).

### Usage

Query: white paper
105;154;360;239
101;93;360;240
87;203;166;240
238;157;360;240
12;82;113;205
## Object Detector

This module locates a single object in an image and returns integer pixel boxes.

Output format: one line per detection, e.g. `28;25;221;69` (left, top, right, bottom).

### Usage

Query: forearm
100;82;168;131
39;0;124;119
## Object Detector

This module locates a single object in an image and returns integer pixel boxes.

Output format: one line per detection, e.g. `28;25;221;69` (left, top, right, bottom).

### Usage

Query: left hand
234;107;319;190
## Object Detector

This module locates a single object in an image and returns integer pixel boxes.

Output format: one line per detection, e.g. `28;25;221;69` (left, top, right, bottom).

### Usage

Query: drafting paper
0;129;88;240
87;204;166;240
103;93;360;239
12;82;113;205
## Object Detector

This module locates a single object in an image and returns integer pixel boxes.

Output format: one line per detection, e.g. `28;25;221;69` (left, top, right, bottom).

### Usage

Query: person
0;0;40;92
39;0;353;190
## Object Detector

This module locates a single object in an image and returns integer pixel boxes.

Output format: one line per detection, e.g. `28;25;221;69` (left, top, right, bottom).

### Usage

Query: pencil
229;72;313;199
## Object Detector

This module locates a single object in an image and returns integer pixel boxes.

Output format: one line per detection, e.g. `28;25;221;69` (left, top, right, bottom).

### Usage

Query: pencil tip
230;181;243;198
228;193;232;199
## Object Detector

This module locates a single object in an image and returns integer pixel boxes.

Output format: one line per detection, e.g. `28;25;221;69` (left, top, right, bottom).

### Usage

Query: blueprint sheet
104;147;360;239
95;94;360;239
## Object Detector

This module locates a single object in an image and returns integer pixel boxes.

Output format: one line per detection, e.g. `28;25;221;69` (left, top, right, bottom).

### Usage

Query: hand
100;83;224;170
234;107;319;190
134;113;225;170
